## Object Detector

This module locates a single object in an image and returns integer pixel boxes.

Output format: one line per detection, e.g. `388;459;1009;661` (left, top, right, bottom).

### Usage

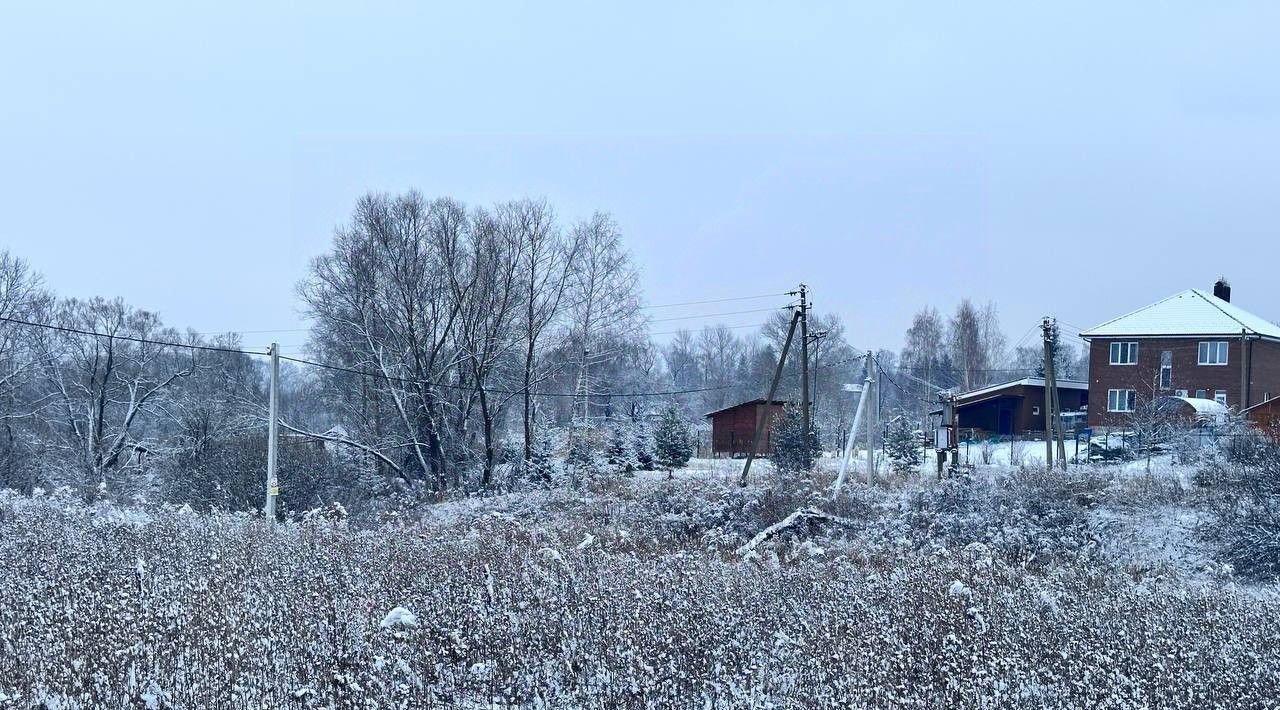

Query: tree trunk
478;385;495;489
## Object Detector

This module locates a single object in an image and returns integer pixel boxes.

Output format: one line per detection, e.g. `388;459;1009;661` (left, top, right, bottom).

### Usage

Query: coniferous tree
885;415;923;476
606;418;639;473
653;404;694;471
771;404;819;475
632;417;657;471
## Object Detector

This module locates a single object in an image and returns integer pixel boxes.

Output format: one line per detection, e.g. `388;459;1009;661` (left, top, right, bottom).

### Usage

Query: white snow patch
379;606;419;629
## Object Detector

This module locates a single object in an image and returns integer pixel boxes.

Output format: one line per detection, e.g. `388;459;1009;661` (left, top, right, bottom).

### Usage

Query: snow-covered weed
1;467;1278;707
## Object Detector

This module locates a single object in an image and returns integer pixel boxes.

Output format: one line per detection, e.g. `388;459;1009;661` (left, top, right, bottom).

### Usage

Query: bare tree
451;203;525;488
32;298;196;499
899;306;947;418
512;200;576;470
301;192;466;491
948;300;1006;391
565;213;640;424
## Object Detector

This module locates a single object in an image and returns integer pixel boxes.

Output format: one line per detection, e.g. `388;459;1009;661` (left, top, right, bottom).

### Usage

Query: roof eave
1080;332;1280;342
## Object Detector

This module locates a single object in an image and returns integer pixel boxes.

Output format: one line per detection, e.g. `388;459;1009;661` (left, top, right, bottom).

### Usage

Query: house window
1110;342;1138;365
1215;390;1228;406
1159;350;1172;388
1175;389;1188;398
1195;389;1207;400
1032;406;1041;416
1107;389;1136;412
1198;341;1229;365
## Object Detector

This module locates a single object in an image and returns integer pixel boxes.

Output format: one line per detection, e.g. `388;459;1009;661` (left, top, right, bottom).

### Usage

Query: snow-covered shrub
566;424;611;485
1200;445;1280;582
522;425;563;486
2;488;1279;708
979;438;997;465
1008;438;1027;466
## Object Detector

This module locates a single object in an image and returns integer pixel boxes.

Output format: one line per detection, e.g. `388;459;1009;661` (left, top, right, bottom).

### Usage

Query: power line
874;358;935;405
640;292;790;310
816;353;868;370
650;322;767;337
202;293;791;336
276;354;741;398
0;315;261;356
196;327;310;336
648;306;789;324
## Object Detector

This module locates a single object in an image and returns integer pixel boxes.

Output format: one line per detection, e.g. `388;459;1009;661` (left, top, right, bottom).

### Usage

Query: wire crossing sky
2;2;1278;349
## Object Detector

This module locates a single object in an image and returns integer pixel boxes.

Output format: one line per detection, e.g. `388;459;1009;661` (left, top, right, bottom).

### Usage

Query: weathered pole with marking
740;310;800;487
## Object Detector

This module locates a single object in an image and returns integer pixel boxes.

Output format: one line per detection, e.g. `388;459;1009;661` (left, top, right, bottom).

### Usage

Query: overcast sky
2;2;1277;355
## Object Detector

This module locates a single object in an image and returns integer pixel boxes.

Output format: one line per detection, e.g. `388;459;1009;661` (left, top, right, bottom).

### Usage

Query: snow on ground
2;453;1278;707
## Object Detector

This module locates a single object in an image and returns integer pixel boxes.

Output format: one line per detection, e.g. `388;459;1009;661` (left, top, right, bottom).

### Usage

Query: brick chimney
1214;277;1231;302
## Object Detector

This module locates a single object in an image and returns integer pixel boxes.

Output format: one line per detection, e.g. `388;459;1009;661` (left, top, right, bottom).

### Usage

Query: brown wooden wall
708;402;785;456
957;385;1088;436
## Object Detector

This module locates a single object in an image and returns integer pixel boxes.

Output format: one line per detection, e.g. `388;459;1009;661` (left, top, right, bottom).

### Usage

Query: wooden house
705;399;788;457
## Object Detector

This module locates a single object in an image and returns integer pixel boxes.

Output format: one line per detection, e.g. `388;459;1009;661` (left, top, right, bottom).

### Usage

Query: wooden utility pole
741;310;800;487
266;342;280;524
799;284;810;440
1241;329;1250;411
1041;317;1067;470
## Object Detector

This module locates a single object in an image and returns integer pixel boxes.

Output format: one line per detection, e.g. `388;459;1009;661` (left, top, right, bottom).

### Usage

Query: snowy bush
1199;444;1280;582
2;462;1280;707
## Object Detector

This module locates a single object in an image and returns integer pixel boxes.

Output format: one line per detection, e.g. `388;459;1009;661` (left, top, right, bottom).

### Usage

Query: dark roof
955;376;1088;404
704;398;789;418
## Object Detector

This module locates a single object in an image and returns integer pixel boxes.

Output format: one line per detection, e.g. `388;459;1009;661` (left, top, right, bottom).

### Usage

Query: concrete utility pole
741;309;800;487
865;351;877;482
799;284;810;440
1042;319;1054;470
832;377;870;497
266;342;280;524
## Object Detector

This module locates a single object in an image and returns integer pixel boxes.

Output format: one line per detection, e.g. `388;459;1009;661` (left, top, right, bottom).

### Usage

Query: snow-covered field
2;457;1278;708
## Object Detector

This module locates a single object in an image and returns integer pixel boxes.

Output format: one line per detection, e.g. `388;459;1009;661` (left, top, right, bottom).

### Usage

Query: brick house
1080;280;1280;429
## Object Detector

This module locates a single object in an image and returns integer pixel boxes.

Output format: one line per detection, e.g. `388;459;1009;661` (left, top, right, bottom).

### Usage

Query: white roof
957;376;1088;402
1159;396;1230;425
1081;289;1280;340
1174;397;1229;415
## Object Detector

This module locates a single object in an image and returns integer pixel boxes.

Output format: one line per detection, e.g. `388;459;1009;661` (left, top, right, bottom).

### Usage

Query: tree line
0;190;1078;516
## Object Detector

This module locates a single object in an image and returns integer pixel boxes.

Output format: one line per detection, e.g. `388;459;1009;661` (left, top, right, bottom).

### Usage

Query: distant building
951;377;1089;437
1080;279;1280;428
705;399;788;457
1243;396;1280;441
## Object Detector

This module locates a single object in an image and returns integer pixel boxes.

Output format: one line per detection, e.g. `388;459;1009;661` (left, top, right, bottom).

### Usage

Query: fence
955;427;1272;467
